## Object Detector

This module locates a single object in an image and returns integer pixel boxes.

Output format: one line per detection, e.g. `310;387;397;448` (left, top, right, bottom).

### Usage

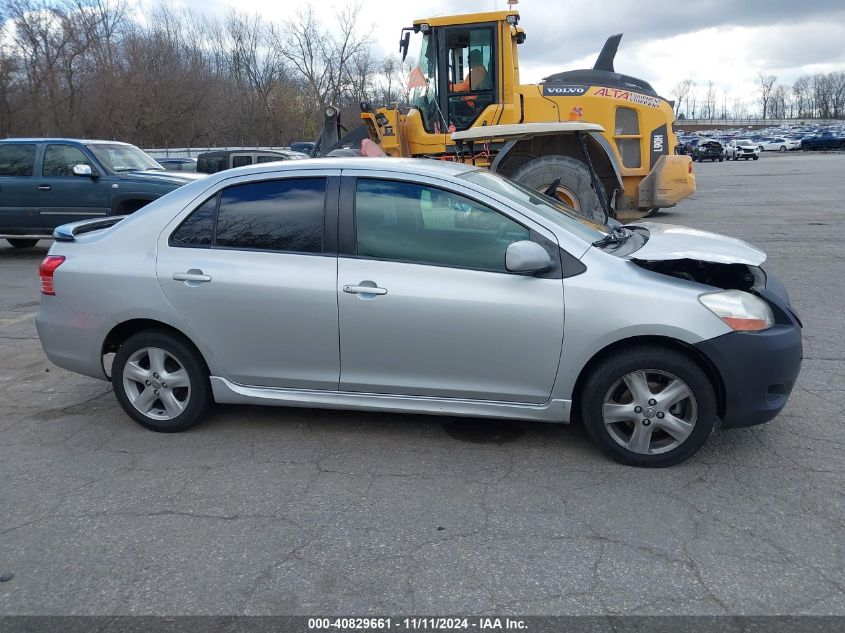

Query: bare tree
758;72;776;119
671;79;694;118
281;2;372;116
703;80;716;119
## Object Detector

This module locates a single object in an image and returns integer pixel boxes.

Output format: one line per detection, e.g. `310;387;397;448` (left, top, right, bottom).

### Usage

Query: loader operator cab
408;23;496;133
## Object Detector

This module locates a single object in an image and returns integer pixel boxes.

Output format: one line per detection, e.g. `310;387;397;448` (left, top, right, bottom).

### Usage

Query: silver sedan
36;158;802;466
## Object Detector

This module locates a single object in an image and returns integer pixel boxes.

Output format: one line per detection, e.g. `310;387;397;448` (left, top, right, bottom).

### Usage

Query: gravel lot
0;152;843;616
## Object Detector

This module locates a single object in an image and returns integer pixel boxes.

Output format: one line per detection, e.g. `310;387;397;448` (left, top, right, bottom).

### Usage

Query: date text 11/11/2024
307;617;528;630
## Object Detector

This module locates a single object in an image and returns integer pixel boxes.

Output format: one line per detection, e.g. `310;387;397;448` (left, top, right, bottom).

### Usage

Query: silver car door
156;171;341;390
336;173;564;404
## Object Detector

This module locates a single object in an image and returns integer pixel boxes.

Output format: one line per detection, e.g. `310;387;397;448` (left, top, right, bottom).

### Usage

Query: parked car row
677;124;845;156
677;138;762;162
154;142;315;174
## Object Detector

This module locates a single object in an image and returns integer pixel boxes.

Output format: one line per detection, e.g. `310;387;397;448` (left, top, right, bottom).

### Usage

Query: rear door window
231;155;253;168
170;195;217;248
215;178;326;253
0;144;37;177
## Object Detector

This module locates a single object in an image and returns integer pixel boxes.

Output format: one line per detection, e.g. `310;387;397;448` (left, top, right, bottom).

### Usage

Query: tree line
672;71;845;121
0;0;413;147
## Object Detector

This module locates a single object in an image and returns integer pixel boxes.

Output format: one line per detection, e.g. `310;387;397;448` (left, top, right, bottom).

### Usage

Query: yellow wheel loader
314;9;695;223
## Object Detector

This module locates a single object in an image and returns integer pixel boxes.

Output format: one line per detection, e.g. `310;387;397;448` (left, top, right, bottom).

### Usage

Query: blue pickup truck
0;138;204;248
800;132;844;151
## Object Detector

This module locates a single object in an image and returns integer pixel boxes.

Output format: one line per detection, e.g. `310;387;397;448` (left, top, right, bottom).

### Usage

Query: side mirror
505;240;552;274
72;164;93;177
399;30;411;61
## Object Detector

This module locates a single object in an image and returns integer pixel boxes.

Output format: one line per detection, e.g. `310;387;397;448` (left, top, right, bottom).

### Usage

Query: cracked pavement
0;153;843;615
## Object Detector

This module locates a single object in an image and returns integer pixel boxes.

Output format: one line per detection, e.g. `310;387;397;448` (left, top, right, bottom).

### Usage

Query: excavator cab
405;21;499;133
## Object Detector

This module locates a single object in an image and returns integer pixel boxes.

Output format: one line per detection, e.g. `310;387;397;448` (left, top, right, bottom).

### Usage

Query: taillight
689;161;693;174
39;256;65;295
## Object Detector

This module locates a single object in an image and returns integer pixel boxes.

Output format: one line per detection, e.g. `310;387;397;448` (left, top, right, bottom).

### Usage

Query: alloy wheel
122;347;191;421
601;369;698;455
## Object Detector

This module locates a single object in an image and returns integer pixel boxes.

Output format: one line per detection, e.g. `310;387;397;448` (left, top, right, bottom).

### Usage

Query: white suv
726;139;761;161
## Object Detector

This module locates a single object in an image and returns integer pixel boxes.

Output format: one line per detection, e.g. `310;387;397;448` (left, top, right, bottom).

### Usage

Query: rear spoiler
53;216;127;242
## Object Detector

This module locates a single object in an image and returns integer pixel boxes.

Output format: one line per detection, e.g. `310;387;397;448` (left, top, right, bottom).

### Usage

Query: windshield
735;139;753;145
86;143;163;173
410;33;440;133
457;169;609;243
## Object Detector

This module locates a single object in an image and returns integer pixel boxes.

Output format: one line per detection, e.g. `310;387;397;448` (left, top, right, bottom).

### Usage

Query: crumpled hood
626;222;766;266
117;170;207;185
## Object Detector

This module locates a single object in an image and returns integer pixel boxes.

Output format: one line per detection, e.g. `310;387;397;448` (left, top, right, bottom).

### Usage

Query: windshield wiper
592;226;631;248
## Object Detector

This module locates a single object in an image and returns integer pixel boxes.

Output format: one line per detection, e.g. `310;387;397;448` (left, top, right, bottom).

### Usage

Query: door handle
37;185;52;191
343;284;387;296
172;271;212;283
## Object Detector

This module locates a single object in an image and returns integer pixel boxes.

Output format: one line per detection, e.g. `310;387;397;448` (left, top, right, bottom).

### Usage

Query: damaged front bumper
695;276;803;429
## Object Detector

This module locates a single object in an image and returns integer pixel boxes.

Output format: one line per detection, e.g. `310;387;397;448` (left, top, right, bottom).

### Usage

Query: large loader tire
510;155;606;224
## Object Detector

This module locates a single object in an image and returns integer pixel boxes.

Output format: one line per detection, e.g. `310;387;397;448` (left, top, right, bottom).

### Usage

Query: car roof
1;138;134;145
207;157;477;179
198;149;292;157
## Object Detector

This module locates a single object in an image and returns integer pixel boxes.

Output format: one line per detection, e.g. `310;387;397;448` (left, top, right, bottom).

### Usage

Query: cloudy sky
164;0;845;104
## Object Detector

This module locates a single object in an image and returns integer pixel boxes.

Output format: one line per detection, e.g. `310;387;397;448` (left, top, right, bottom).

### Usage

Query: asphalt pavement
0;152;842;615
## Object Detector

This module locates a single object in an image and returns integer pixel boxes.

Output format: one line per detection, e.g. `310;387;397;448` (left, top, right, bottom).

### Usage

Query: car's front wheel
112;330;211;432
580;346;717;467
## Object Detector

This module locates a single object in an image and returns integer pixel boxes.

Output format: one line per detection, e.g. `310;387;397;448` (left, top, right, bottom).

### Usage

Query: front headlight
699;290;774;332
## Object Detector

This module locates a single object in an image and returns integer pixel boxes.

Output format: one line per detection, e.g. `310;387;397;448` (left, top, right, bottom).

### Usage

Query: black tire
643;208;660;218
752;156;759;160
779;146;786;152
6;238;39;249
510;155;606;223
112;329;211;432
579;345;717;467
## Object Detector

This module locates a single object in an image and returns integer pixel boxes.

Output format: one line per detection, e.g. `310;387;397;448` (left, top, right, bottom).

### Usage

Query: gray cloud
515;0;845;69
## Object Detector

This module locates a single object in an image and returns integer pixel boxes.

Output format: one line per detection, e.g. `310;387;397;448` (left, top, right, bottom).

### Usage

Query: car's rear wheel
6;238;39;249
579;345;717;467
112;330;211;432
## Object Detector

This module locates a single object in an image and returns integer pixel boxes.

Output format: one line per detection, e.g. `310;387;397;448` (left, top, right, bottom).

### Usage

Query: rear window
215;178;325;253
0;144;36;177
170;195;217;248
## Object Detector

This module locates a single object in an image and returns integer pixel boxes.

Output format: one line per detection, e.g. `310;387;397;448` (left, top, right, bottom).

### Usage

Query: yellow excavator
313;9;695;223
